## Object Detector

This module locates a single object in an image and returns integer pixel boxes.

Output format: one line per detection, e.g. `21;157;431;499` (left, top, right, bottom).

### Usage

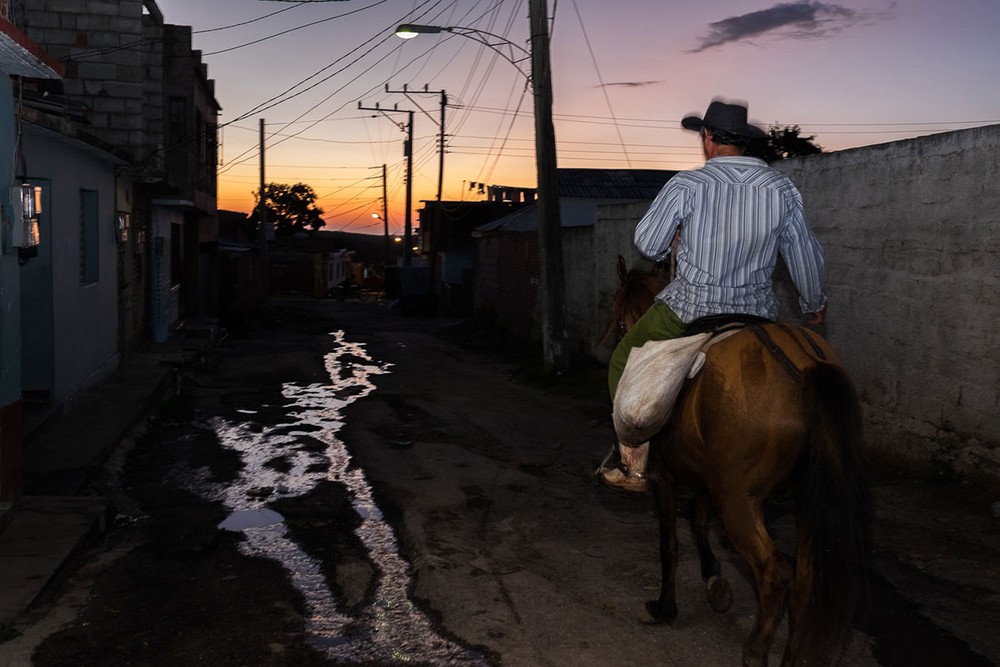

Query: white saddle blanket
613;333;711;446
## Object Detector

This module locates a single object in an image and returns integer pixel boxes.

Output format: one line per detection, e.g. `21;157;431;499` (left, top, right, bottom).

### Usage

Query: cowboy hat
681;100;766;140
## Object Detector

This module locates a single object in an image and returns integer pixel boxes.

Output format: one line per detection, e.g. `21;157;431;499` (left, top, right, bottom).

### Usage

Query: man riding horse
601;98;829;492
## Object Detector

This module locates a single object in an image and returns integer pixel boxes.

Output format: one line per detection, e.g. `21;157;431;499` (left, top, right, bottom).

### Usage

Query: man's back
635;155;824;322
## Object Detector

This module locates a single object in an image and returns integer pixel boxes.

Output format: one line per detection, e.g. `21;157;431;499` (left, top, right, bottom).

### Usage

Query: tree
255;182;324;236
750;125;823;162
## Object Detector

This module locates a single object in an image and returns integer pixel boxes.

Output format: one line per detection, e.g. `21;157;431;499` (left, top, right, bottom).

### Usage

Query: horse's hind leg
690;492;733;613
641;470;680;625
717;498;792;667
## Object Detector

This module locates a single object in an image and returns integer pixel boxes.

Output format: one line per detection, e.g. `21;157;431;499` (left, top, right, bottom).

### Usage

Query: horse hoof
706;575;734;613
639;600;678;625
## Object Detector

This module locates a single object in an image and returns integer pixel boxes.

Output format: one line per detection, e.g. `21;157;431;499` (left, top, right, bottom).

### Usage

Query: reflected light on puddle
181;330;487;665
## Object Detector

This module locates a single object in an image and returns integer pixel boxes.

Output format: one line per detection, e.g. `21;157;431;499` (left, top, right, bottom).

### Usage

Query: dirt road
6;298;998;666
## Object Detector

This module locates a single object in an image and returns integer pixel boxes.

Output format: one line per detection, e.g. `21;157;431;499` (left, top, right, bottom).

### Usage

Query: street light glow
394;24;444;39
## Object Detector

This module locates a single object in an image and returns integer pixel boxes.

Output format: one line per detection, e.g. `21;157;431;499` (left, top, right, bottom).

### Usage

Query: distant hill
317;230;398;264
218;212;401;265
271;229;402;265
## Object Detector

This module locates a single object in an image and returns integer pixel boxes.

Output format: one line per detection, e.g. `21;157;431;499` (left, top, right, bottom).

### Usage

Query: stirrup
593;443;616;477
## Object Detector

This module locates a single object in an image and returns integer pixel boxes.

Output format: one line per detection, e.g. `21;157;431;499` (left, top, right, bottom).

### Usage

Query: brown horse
609;257;870;667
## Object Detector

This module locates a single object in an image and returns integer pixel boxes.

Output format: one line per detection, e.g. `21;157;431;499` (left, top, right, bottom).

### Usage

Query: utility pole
528;0;569;373
402;109;413;267
386;84;448;303
358;102;414;267
258;118;269;298
438;89;446;202
381;163;389;266
385;84;447;202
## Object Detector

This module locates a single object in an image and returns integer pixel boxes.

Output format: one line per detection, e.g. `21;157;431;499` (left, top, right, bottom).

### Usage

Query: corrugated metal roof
476;168;678;235
0;18;62;79
557;168;676;199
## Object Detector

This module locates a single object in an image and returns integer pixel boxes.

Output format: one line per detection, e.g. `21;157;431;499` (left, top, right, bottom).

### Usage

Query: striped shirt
634;155;826;323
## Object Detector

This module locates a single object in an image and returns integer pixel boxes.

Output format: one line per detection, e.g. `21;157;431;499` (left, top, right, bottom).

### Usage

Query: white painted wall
775;125;1000;478
22;124;122;406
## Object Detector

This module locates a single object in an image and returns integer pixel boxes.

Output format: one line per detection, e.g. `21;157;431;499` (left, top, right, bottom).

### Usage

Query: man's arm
634;181;688;261
779;188;827;315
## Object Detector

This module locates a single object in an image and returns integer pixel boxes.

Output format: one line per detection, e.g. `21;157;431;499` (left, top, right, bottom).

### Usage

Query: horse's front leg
691;492;733;613
640;463;679;624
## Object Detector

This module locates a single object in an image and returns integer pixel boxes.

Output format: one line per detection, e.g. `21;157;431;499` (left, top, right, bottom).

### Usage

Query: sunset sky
155;0;1000;235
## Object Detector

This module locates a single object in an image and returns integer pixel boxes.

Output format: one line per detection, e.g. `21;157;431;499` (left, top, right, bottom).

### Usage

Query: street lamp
395;4;569;374
395;24;531;79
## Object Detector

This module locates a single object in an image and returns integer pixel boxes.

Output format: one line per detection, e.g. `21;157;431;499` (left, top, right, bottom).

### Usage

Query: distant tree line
751;125;823;162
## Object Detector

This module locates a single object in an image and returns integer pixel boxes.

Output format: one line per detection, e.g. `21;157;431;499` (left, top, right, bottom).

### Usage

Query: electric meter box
10;184;42;248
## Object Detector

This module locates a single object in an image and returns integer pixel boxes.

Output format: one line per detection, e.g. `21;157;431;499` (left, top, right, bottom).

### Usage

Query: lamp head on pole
394;23;530;81
395;24;447;39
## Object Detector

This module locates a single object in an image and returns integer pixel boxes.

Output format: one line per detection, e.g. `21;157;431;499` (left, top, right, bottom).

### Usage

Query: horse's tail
787;361;872;665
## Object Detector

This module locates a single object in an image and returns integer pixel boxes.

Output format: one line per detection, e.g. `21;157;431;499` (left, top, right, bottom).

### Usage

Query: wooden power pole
529;0;569;373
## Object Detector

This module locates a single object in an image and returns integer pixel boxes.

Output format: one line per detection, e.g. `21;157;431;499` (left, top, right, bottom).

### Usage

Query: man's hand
806;304;828;326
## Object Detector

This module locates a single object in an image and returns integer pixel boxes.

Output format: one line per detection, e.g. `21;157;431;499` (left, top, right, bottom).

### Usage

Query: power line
569;0;631;168
203;0;392;57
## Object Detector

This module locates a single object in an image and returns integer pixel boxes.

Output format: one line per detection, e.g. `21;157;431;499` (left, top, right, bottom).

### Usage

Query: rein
747;324;828;384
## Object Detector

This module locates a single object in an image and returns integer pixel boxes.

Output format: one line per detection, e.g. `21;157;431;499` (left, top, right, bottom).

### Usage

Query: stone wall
774;125;1000;480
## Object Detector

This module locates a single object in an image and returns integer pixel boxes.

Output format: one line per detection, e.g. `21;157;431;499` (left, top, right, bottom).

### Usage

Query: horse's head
598;256;668;345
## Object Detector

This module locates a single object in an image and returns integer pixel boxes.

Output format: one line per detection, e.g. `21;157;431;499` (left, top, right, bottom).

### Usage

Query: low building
473;168;676;357
0;15;63;501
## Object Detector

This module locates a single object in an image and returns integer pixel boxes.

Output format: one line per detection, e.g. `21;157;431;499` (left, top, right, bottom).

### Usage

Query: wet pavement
185;330;486;664
1;297;999;666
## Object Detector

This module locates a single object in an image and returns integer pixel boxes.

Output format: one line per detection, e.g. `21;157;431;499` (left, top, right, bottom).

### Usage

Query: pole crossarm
385;84;443;127
357;101;409;132
386;84;448;203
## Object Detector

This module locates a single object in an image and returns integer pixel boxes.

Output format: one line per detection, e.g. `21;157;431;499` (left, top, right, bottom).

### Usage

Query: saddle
684;313;773;336
613;314;774;446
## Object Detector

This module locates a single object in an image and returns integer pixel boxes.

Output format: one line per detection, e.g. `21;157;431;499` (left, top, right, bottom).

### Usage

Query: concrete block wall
774;125;1000;480
589;201;656;362
474;233;541;343
24;0;151;162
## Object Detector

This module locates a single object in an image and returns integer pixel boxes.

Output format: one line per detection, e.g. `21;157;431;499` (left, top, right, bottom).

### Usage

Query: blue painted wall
0;75;20;410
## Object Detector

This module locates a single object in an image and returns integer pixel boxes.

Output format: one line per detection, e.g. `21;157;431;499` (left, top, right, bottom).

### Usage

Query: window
80;189;99;284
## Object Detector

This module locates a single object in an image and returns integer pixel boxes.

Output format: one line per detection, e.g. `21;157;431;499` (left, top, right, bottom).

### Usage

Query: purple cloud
691;2;877;53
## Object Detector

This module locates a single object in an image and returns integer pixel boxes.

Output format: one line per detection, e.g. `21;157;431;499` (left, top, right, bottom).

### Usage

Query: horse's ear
617;255;627;282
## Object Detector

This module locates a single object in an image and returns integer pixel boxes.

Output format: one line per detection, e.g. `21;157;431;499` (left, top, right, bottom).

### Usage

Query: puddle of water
177;330;487;665
218;508;284;532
